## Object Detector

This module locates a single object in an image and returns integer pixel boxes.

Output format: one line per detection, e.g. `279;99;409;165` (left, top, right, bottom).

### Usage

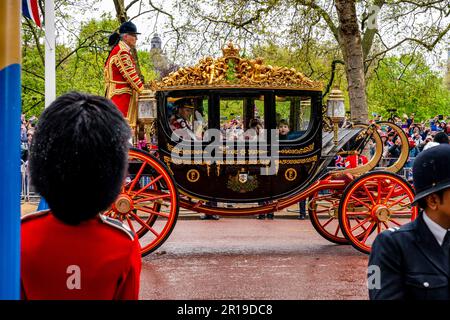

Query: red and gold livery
104;40;143;123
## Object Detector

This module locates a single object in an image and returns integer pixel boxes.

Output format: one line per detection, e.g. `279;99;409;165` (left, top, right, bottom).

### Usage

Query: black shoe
298;214;306;220
266;213;274;220
200;214;220;220
256;214;266;220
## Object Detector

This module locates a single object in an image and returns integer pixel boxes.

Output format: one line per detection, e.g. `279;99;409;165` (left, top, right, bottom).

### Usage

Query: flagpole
0;0;22;299
45;0;55;108
37;0;55;211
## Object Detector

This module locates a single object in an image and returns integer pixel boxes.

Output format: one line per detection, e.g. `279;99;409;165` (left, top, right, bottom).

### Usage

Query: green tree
367;53;450;121
136;0;449;123
22;13;157;117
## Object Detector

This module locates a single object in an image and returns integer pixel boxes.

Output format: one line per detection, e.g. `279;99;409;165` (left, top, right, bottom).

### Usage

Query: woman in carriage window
243;118;263;141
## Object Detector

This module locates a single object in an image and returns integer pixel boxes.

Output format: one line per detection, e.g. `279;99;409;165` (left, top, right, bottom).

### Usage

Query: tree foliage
367;53;450;121
21;6;156;117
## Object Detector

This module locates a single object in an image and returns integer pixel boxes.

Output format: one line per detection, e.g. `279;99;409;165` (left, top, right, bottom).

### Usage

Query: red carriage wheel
309;189;372;245
338;171;418;254
103;148;179;256
309;190;350;244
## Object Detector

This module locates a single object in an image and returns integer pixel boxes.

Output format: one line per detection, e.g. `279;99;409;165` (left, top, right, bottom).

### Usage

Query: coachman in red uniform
104;21;144;127
22;92;141;300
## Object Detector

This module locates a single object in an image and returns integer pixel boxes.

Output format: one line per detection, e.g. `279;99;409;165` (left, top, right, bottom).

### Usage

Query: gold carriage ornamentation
120;42;418;257
150;43;323;91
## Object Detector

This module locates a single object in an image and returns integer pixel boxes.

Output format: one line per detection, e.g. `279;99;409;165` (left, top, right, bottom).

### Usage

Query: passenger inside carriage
278;119;290;140
275;95;311;141
168;96;208;140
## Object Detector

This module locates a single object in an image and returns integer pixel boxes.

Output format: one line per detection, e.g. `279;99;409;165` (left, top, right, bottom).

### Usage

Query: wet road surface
140;218;369;300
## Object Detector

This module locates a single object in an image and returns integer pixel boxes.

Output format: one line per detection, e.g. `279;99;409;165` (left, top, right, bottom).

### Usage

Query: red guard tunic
104;40;143;118
21;210;141;300
344;154;368;168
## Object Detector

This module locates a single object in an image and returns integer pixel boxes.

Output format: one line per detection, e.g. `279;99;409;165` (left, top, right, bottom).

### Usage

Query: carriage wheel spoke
125;216;137;234
346;211;370;216
128;162;147;194
354;217;368;231
350;195;372;210
321;217;334;228
387;194;409;208
363;185;376;205
389;218;402;227
334;224;340;236
134;205;170;218
351;217;371;232
383;184;396;205
134;175;164;197
391;210;412;215
361;222;376;244
103;209;114;217
129;212;160;237
134;194;170;204
377;179;382;203
314;206;333;213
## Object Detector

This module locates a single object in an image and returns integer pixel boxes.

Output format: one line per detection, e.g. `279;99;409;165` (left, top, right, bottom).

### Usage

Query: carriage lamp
326;87;346;146
138;89;158;144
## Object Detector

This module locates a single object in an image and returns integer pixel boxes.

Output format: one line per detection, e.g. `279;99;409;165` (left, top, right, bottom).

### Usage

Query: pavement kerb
21;202;305;220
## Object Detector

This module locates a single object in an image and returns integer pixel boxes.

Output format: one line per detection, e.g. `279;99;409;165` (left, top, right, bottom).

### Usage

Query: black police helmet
412;143;450;204
119;21;140;35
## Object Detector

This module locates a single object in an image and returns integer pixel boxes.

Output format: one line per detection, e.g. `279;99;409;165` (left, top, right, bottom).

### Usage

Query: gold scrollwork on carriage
279;143;315;155
276;155;318;165
150;43;323;91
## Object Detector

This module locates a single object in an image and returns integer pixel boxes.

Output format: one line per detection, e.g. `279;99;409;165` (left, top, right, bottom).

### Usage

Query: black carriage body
156;88;323;203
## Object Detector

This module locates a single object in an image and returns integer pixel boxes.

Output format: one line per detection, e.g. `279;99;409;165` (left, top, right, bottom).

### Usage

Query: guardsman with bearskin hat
104;21;144;127
21;92;141;300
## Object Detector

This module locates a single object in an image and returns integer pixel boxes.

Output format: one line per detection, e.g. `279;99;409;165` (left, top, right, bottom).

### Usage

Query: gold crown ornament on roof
149;42;323;92
221;42;241;60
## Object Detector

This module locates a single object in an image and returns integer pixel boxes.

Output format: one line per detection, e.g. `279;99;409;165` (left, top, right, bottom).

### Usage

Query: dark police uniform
369;214;449;299
369;144;450;300
21;210;141;300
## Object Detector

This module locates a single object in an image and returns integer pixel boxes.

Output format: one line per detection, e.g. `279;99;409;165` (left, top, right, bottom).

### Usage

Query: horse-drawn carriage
104;44;417;256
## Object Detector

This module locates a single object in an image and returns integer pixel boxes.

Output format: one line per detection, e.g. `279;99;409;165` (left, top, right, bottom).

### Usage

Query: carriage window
219;96;265;141
275;96;311;141
166;96;208;140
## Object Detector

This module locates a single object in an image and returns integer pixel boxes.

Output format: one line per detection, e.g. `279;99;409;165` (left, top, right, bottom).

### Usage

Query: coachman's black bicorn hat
119;21;140;35
170;97;195;109
412;143;450;204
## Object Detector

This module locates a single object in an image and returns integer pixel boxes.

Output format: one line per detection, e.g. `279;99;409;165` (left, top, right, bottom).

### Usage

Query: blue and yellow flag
0;1;22;300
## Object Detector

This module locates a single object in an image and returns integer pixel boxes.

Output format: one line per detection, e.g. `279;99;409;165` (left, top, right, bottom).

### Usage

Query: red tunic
104;41;143;117
21;211;141;300
344;154;368;168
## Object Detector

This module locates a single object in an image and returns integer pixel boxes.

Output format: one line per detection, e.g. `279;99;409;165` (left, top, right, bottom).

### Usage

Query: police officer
22;92;141;300
104;21;144;127
368;144;450;300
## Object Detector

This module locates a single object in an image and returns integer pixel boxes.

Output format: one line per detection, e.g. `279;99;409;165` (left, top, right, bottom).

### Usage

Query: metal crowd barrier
20;160;40;203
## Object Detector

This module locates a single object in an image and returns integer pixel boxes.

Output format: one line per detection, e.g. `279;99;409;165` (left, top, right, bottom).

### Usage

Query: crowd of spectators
220;116;265;141
20;113;38;162
335;113;450;172
375;114;449;167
